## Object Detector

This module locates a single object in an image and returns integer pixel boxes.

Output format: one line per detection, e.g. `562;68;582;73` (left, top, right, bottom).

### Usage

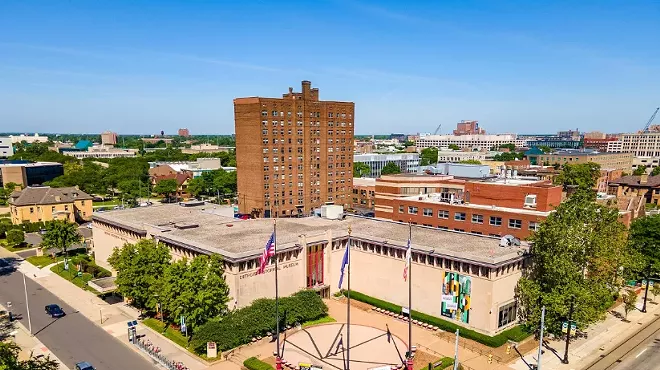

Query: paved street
0;267;156;370
582;314;660;370
613;330;660;370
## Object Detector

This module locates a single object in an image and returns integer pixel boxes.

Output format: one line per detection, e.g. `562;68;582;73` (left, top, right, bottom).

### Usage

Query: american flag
403;238;411;281
257;232;276;274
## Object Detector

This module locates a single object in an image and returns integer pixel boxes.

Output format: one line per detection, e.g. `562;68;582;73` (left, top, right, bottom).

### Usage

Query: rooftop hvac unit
499;235;521;247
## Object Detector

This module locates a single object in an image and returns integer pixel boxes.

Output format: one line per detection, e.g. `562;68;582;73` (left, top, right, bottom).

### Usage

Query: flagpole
407;223;413;370
275;219;282;370
347;226;352;370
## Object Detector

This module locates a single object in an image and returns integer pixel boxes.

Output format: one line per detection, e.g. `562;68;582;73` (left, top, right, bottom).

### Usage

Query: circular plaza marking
282;323;408;370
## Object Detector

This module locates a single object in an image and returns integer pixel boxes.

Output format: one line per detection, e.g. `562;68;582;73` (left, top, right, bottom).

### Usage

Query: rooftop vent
179;200;205;207
499;235;521;248
173;222;199;230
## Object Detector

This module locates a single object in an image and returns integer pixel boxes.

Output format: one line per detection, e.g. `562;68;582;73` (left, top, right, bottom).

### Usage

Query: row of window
261;110;352;119
401;205;539;230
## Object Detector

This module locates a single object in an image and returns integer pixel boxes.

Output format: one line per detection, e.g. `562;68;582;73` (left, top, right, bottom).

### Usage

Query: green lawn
142;318;190;349
27;255;62;268
0;240;33;253
302;316;336;328
50;263;94;290
93;199;121;207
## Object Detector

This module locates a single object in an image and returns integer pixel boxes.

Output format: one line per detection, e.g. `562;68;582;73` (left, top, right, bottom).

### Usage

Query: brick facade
235;81;354;217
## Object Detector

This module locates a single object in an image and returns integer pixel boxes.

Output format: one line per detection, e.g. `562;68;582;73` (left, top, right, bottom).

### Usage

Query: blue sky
1;0;659;135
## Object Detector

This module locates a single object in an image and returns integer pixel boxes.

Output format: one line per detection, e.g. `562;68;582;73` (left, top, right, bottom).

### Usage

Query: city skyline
1;1;659;134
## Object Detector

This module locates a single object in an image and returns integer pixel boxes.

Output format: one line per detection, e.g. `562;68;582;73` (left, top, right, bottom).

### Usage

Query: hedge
342;290;531;347
191;290;327;353
244;357;274;370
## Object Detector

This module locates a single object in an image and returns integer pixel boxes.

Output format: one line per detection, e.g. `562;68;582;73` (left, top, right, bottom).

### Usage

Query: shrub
343;290;531;347
244;357;274;370
191;290;327;352
6;229;25;246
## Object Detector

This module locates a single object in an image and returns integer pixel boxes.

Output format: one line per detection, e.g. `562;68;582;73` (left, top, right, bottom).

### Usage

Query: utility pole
452;329;459;370
562;298;575;364
537;306;546;370
22;273;32;335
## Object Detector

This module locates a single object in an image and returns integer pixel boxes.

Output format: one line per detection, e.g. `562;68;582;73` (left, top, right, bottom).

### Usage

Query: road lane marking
635;348;648;358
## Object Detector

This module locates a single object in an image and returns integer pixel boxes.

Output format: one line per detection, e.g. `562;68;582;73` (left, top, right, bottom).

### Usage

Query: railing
134;337;189;370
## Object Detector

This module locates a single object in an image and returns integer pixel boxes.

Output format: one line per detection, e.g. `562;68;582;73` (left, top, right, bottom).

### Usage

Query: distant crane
642;107;659;133
433;124;442;135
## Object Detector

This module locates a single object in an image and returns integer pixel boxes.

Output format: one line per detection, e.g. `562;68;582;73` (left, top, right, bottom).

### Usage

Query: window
408;206;418;214
64;205;69;211
423;208;433;217
508;219;522;229
438;210;449;219
529;221;539;231
498;302;517;328
454;212;466;221
471;214;483;224
399;205;404;213
30;207;34;214
490;216;502;226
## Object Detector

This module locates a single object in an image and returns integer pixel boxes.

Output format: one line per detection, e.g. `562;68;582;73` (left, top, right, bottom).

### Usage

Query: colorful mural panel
440;271;471;323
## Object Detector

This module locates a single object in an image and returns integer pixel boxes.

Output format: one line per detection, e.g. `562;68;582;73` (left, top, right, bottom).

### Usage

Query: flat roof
92;204;529;266
401;193;552;216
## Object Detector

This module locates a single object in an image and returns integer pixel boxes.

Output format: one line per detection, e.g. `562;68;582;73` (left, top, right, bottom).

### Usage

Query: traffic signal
488;354;493;364
506;345;511;355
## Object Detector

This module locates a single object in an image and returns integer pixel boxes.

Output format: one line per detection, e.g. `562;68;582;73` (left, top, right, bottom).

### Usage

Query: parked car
44;304;65;318
75;362;95;370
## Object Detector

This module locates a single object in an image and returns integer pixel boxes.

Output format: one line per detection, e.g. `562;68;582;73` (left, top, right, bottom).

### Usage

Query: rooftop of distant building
92;203;529;266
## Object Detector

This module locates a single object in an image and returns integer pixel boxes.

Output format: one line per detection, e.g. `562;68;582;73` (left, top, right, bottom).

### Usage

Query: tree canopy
447;144;460;151
651;167;660;176
492;152;524;161
353;162;371;177
381;162;402;175
108;239;172;309
6;229;25;247
633;166;648;176
517;194;629;335
0;342;59;370
553;162;601;198
459;159;482;165
41;220;82;255
628;215;660;284
153;179;178;199
160;254;231;330
420;147;438;166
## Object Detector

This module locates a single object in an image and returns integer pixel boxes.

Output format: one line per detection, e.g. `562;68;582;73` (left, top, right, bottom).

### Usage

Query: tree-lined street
0;266;155;370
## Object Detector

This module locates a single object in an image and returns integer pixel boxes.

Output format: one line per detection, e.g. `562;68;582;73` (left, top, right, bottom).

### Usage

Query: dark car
75;362;95;370
45;304;65;318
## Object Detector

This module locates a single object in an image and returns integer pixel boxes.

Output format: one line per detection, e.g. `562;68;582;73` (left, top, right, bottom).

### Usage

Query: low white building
64;146;137;159
416;134;525;151
149;158;236;177
437;150;488;163
354;153;419;178
9;133;49;144
0;137;14;157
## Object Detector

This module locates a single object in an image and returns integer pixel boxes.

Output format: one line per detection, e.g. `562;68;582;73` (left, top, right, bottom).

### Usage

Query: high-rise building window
490;216;502;226
508;219;522;229
454;212;466;221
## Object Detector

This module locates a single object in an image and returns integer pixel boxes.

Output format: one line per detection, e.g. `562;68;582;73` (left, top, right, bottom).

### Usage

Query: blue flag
338;244;350;289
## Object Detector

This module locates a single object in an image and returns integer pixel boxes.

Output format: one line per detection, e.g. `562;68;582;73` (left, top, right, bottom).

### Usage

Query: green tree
553;162;601;198
652;284;660;302
499;143;517;151
162;254;230;332
633;166;648;176
652;167;660;176
538;146;553;154
459;159;482;165
517;195;629;335
0;342;59;370
118;179;148;207
41;220;82;259
154;179;178;199
492;152;524;161
381;162;401;175
353;163;371;177
187;177;206;197
108;239;171;310
447;144;460;151
419;147;438;166
622;289;638;320
6;229;25;247
628;215;660;312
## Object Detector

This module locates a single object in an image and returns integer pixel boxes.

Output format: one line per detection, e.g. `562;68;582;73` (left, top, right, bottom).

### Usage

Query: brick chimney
640;173;649;185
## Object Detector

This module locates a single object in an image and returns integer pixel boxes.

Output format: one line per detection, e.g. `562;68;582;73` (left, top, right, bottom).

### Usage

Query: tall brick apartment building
235;81;355;217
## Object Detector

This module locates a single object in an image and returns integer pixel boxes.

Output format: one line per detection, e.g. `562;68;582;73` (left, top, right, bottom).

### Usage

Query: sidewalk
1;303;69;370
510;294;660;370
2;246;209;370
